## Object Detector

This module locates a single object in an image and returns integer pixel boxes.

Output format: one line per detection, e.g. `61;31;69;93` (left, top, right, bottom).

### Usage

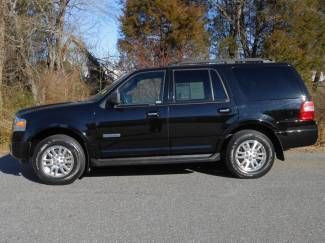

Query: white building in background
312;71;325;85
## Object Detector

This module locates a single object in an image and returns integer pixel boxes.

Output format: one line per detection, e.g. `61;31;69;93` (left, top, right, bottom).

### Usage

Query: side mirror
106;91;120;108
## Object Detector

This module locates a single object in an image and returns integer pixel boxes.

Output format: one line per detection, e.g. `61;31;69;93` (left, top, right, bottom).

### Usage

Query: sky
68;0;122;60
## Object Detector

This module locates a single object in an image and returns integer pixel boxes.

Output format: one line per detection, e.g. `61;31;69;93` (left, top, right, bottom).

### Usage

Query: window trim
116;70;166;107
172;68;229;104
209;69;230;102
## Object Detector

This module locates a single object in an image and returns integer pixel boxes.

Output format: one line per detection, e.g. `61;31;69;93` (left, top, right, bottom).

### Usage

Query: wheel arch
29;127;90;174
220;122;285;161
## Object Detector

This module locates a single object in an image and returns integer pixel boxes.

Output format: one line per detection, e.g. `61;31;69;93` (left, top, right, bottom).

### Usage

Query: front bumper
10;142;31;163
276;124;318;150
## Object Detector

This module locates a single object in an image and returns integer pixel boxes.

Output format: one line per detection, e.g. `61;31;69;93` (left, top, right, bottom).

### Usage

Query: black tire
225;130;275;178
32;134;86;185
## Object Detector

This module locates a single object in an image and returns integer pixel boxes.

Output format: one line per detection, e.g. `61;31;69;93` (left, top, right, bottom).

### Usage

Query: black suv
10;59;318;184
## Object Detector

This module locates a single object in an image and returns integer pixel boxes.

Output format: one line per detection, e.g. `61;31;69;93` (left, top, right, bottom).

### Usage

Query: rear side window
174;69;212;102
233;66;302;101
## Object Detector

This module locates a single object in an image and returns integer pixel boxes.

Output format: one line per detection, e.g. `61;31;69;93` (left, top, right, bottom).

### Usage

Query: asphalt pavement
0;152;324;242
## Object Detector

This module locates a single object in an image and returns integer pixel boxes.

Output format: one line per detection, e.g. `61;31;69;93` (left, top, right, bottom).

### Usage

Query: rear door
168;67;237;155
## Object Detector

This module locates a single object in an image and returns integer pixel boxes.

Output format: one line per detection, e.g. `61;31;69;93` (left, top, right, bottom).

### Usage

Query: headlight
13;117;27;132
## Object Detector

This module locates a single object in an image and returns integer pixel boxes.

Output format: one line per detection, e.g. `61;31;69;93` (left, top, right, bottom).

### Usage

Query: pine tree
264;0;325;83
118;0;209;68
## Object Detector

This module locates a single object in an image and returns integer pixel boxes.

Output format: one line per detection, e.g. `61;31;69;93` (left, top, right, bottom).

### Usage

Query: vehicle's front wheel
225;130;275;178
32;135;86;185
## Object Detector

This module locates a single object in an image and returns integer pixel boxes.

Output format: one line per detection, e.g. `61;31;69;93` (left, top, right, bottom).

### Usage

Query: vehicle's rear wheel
32;135;86;185
225;130;275;178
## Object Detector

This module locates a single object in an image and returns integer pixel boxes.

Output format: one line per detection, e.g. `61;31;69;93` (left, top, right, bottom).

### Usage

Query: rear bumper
10;142;30;164
276;124;318;150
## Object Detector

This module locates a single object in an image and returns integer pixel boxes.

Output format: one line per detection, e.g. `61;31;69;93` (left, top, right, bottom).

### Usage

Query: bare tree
47;0;70;71
209;0;276;58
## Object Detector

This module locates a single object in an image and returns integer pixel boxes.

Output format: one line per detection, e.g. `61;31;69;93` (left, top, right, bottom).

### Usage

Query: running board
91;153;220;167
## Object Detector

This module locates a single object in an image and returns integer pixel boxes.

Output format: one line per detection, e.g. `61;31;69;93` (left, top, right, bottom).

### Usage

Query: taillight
299;101;315;121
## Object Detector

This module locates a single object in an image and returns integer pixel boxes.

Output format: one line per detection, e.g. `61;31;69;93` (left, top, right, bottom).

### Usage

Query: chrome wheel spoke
255;144;262;152
62;165;69;171
244;160;250;169
59;166;67;175
50;166;55;174
252;141;258;150
53;166;57;176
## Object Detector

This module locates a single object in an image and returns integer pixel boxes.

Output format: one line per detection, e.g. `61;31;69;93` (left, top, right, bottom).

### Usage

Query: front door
168;68;237;155
95;70;169;159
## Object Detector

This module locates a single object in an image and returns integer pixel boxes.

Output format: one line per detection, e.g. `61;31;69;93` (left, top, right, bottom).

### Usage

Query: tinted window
233;66;302;101
119;71;164;105
210;70;228;100
174;70;212;102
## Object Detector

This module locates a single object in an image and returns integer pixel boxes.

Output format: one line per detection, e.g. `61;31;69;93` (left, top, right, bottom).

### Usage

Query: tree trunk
48;0;69;71
0;0;5;112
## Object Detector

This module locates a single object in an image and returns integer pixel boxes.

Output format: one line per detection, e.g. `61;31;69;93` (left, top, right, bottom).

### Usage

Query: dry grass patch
37;70;90;104
0;85;35;151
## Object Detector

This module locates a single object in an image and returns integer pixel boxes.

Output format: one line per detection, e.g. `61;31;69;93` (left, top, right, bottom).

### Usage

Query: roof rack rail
169;58;274;66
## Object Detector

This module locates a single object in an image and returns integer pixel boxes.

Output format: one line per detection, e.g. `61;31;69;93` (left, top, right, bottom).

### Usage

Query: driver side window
119;71;165;105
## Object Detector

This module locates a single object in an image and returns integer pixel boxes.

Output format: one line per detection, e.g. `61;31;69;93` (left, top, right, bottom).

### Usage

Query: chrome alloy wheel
40;145;75;178
234;140;267;173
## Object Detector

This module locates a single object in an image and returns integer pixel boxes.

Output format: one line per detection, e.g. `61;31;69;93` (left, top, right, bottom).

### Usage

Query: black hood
16;100;93;117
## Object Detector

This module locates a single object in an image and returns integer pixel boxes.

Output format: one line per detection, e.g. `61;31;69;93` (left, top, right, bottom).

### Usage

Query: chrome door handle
218;108;231;113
